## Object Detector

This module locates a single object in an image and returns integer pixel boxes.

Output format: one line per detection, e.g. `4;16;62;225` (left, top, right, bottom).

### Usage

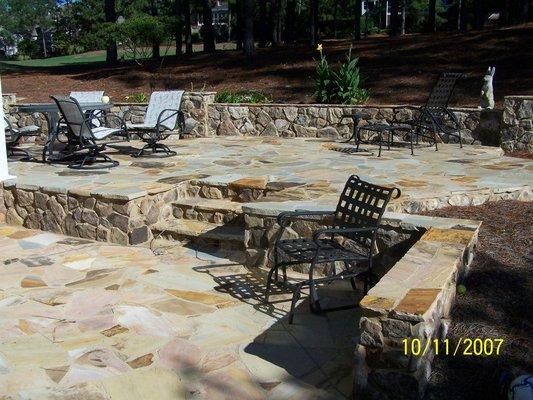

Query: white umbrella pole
0;75;15;181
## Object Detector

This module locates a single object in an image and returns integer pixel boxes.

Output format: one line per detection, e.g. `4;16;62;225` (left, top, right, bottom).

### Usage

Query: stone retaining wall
501;95;533;152
4;92;215;139
1;181;189;246
207;103;500;144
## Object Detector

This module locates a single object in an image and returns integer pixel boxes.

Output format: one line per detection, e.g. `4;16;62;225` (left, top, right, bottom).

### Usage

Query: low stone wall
4;92;215;139
1;181;189;246
207;103;500;144
355;219;479;399
501;95;533;152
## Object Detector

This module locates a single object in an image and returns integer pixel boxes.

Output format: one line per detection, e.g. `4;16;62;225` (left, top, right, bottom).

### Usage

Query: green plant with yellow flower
314;44;369;105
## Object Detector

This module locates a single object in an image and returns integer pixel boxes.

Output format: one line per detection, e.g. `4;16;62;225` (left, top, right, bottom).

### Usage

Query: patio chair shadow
192;261;362;399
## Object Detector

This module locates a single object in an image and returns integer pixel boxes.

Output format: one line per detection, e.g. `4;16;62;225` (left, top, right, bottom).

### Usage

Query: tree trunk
236;0;243;50
201;0;216;53
271;0;283;45
310;0;318;46
151;0;160;59
284;0;296;42
389;0;400;36
400;0;407;35
354;0;362;40
174;0;183;56
333;0;338;38
243;0;254;56
473;0;485;29
428;0;436;32
258;0;268;47
183;0;193;54
105;0;118;65
518;0;530;23
458;0;467;30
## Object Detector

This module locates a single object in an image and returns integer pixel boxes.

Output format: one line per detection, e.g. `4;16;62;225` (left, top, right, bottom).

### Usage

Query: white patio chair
126;90;185;157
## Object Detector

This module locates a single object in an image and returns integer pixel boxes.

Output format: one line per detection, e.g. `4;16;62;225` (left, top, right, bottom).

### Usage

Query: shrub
215;90;270;104
314;44;369;105
17;38;40;59
129;92;148;103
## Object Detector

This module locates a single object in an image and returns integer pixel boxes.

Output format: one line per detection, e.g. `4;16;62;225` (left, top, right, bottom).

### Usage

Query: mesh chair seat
277;237;369;263
91;126;124;140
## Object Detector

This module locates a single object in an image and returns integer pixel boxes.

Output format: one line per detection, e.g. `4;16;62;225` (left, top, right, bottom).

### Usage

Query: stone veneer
355;215;480;399
501;95;533;152
1;181;190;246
207;103;500;144
4;92;215;139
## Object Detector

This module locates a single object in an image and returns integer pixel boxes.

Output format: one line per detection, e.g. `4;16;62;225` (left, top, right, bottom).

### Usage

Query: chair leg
308;259;322;313
133;141;177;158
265;264;278;303
7;146;32;161
68;149;119;170
288;284;302;324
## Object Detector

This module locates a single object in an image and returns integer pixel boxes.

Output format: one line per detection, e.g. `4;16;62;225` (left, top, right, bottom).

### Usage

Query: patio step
172;198;243;225
151;219;245;251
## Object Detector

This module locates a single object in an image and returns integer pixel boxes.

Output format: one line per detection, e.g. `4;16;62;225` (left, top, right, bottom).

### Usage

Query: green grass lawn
0;43;237;70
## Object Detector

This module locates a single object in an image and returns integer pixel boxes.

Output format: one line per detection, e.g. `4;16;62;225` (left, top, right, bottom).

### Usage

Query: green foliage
17;39;40;58
129;92;148;103
408;0;447;32
215;90;270;104
314;46;369;105
110;15;173;64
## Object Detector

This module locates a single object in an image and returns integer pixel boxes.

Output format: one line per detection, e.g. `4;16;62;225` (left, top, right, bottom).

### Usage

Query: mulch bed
3;24;532;106
422;200;533;400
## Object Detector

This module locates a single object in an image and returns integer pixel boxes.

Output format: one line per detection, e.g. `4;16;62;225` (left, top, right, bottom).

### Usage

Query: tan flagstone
100;367;185;400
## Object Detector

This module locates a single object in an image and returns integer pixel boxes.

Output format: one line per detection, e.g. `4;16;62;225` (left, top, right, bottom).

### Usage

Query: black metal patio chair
3;117;40;160
126;90;185;157
343;72;464;156
51;95;127;169
265;175;401;324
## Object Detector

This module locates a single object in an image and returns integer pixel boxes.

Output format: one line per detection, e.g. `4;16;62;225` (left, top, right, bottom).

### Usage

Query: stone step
172;198;243;225
149;238;247;264
152;219;245;250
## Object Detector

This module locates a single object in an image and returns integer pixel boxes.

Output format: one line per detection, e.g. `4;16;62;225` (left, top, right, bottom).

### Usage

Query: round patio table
16;102;114;162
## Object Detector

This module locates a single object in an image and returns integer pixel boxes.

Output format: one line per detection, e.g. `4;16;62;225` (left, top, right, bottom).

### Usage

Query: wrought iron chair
126;90;185;157
343;72;464;156
265;175;401;324
3;117;40;159
51;96;126;169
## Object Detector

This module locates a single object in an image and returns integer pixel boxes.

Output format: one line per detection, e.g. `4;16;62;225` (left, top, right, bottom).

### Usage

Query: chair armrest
96;114;127;130
156;109;182;130
277;210;334;227
312;227;377;246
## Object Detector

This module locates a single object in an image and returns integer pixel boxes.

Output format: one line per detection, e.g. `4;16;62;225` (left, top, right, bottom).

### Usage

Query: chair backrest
52;95;93;140
69;91;105;103
333;175;401;242
144;90;184;130
70;91;105;127
3;117;18;144
424;72;462;112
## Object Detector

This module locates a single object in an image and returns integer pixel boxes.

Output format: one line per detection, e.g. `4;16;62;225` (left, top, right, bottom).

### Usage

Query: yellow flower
316;43;323;52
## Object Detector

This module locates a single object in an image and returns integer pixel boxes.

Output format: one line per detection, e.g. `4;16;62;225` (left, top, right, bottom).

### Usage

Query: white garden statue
480;66;495;109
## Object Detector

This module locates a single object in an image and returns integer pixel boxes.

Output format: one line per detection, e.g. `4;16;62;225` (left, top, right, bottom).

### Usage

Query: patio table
16;102;114;162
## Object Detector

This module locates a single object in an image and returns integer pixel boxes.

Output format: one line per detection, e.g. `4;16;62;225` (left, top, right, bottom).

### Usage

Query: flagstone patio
0;224;358;399
6;137;532;209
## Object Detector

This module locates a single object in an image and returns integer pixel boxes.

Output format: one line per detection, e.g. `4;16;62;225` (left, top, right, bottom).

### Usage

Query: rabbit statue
480;66;495;109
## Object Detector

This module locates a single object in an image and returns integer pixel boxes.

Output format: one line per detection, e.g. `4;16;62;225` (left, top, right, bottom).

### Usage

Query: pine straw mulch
422;200;533;400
